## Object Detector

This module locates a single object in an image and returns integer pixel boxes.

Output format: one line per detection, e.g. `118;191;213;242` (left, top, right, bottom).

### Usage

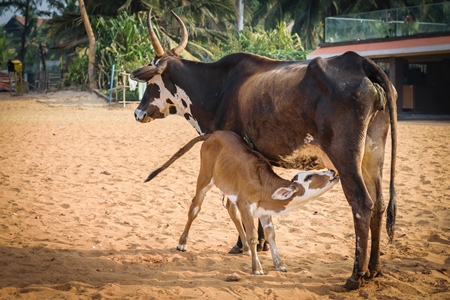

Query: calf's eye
305;175;313;181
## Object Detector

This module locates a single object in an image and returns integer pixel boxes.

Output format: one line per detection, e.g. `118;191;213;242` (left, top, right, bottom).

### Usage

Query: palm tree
0;0;51;72
77;0;97;89
249;0;418;50
48;0;236;54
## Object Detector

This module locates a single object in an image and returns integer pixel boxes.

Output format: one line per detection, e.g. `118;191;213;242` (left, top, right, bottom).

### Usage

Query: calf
147;131;339;274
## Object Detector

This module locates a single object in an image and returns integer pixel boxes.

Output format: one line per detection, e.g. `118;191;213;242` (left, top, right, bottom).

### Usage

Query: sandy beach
0;91;448;299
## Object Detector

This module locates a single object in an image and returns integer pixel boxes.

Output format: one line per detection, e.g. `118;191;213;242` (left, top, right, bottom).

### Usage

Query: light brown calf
147;131;339;274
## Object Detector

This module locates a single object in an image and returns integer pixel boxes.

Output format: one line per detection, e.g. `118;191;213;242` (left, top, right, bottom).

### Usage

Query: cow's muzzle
134;108;149;122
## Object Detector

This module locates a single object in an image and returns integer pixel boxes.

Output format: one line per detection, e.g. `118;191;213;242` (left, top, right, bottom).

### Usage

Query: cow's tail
363;57;398;243
145;134;212;182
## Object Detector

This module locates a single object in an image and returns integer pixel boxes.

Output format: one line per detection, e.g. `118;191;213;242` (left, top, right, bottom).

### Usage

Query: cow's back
215;52;384;169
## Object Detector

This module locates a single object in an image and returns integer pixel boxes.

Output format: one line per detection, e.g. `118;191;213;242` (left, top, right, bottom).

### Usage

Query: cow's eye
305;175;313;181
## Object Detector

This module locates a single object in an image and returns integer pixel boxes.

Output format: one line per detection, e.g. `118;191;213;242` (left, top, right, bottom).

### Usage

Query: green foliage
61;54;89;86
62;15;309;89
94;12;154;89
210;22;309;61
0;31;17;68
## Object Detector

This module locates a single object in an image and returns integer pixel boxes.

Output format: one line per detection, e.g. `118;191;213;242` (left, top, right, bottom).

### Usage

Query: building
4;15;49;43
307;2;450;118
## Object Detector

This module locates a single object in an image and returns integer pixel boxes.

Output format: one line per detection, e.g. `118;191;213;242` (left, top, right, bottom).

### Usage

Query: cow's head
272;169;339;201
131;10;190;124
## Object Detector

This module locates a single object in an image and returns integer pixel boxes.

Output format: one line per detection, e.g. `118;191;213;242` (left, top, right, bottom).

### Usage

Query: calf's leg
259;215;286;272
238;201;263;275
177;176;213;251
226;199;250;255
229;220;268;254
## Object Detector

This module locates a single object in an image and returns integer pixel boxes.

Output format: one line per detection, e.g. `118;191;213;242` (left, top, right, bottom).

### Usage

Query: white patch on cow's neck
304;133;314;144
149;75;204;134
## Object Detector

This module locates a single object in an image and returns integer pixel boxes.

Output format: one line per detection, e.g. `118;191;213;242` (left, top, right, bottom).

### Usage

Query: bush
210;22;310;61
61;54;89;87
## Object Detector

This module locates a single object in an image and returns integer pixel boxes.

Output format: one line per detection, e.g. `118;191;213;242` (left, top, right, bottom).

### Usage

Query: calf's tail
145;134;212;182
363;56;398;243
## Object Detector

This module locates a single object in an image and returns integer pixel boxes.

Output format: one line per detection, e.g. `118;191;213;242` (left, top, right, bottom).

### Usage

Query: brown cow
147;130;340;275
131;10;397;289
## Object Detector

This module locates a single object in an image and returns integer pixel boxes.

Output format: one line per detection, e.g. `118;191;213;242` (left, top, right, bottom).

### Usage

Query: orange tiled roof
12;15;49;28
307;35;450;59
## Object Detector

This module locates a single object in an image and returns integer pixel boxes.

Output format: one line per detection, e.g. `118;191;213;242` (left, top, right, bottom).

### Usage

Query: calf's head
130;10;189;123
272;169;339;201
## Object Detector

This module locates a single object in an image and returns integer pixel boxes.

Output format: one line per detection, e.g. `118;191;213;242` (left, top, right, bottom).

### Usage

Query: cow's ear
271;185;297;200
130;58;169;82
130;66;159;82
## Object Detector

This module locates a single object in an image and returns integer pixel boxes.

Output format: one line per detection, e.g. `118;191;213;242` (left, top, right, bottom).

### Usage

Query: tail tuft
386;188;397;243
145;168;162;182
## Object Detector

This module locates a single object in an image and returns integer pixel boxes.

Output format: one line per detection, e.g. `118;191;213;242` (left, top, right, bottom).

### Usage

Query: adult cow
131;10;397;290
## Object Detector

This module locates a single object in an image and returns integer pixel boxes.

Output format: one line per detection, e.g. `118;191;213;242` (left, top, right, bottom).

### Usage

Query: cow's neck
167;59;238;135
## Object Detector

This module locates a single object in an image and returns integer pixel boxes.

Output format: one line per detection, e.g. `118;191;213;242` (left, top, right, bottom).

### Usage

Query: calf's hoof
228;245;243;254
253;270;264;275
177;244;187;252
344;277;363;290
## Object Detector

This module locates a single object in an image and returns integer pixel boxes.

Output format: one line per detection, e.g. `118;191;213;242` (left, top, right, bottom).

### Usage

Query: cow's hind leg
364;116;390;279
260;215;286;272
339;171;373;290
177;175;213;252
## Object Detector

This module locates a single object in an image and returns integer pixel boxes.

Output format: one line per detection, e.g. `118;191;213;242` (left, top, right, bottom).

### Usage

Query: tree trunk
78;0;98;89
235;0;244;32
18;0;31;74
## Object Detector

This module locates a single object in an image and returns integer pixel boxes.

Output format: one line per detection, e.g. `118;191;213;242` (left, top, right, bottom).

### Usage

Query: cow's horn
147;9;165;57
170;11;188;56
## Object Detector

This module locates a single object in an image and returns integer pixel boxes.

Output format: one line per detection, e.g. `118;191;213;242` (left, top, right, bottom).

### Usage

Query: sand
0;91;449;299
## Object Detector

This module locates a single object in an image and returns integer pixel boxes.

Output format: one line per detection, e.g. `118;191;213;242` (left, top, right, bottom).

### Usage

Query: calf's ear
272;185;297;200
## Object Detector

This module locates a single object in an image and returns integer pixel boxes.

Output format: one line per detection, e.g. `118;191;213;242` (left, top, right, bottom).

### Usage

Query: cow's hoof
228;245;243;254
253;270;264;275
257;240;270;252
277;265;287;272
177;244;187;252
344;277;362;290
257;239;265;252
366;264;382;279
365;269;382;279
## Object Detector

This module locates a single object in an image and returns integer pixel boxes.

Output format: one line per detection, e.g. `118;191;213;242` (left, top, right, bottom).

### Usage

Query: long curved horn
170;11;188;56
147;9;164;57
